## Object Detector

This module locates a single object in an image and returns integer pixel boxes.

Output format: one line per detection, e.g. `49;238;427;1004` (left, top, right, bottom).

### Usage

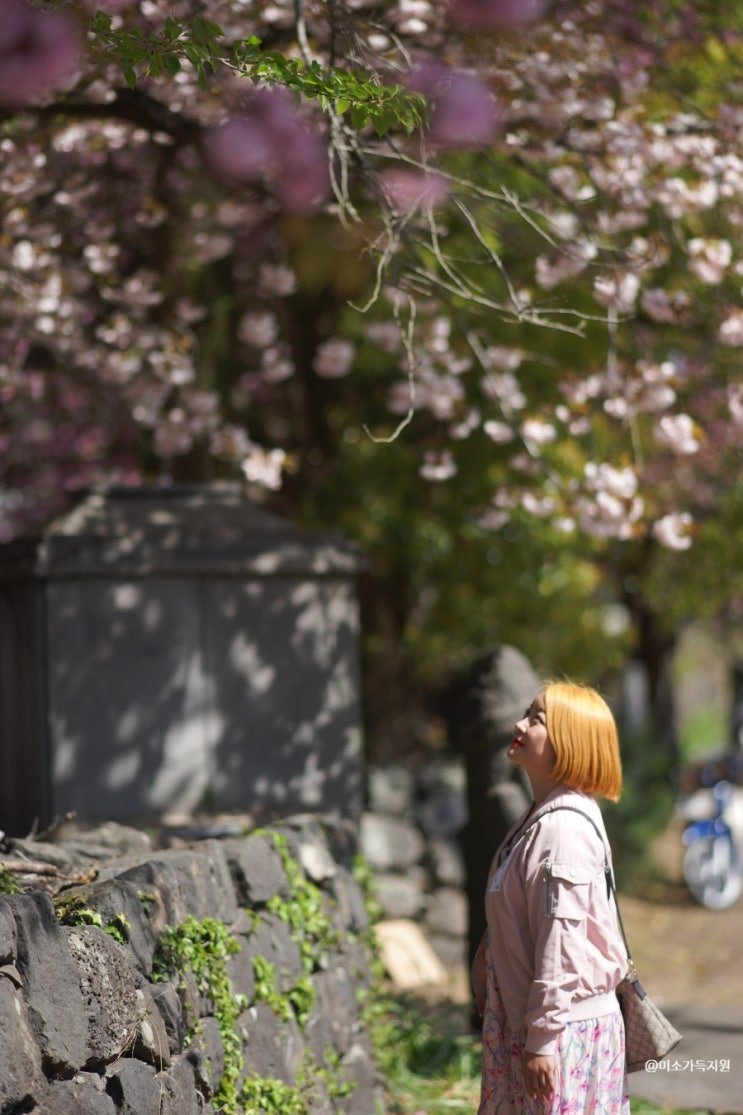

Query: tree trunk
622;584;679;761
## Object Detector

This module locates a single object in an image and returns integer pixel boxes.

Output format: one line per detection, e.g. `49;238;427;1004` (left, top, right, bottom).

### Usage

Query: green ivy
240;1072;305;1115
104;912;132;946
352;853;383;927
54;895;132;944
316;1048;357;1101
350;855;398;1079
251;954;292;1022
137;889;158;918
288;976;316;1030
0;866;20;895
263;831;341;975
132;837;378;1113
152;915;246;1112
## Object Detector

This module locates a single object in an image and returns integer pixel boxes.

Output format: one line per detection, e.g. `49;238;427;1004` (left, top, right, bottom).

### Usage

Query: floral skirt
478;966;629;1115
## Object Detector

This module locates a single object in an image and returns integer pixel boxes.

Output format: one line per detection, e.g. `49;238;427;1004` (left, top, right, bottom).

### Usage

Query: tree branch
28;87;202;145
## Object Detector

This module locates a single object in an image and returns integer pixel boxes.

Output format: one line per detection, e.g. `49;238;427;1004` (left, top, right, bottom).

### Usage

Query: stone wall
359;760;469;971
0;815;380;1115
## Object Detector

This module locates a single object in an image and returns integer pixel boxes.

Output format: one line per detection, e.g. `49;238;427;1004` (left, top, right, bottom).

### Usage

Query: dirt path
619;820;743;1009
619;891;741;1007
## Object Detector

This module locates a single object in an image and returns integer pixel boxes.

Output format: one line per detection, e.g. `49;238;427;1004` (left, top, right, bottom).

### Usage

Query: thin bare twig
362;294;417;444
293;0;313;66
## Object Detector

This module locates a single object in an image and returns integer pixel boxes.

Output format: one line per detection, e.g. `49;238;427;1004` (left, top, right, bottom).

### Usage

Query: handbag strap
511;803;634;965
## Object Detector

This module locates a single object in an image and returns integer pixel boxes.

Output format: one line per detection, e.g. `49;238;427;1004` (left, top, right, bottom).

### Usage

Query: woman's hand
470;933;487;1018
523;1051;556;1103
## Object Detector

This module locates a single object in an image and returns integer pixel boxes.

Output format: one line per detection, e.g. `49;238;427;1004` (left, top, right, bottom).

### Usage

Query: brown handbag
614;962;683;1072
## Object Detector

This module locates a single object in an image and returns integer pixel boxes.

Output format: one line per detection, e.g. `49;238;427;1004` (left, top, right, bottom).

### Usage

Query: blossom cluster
0;0;742;557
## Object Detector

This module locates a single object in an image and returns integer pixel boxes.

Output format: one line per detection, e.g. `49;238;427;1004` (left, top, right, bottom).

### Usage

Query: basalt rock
0;816;384;1114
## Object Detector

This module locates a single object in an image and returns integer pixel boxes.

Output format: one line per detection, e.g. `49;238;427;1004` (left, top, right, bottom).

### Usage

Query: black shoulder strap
519;804;633;963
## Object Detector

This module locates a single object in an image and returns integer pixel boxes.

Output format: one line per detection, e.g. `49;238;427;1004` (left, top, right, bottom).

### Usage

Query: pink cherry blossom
535;245;597;289
239;312;279;348
0;0;78;108
365;323;402;354
258;264;298;298
261;346;294;384
152;410;194;458
242;446;286;490
578;463;642;540
481;372;526;414
313;338;355;379
278;137;331;214
80;0;134;10
478;507;510;530
420;450;457;481
548;165;596;203
204;89;329;213
211;424;253;462
380;169;450;211
483;419;513;444
449;407;481;439
204;117;278;182
3;0;743;555
728;386;743;427
395;0;436;35
585;462;639;500
407;61;499;149
575;492;643;541
687;237;732;284
482;346;522;372
521;492;558;517
640;288;690;323
717;308;743;346
652;512;693;550
447;0;547;29
521;418;557;453
654;413;701;455
593;273;640;313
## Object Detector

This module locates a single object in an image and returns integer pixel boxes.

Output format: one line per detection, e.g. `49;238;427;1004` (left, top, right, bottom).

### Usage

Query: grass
678;705;728;761
375;996;481;1115
375;991;714;1115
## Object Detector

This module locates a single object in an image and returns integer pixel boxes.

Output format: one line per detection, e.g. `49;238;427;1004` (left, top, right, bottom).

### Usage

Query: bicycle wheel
683;834;743;909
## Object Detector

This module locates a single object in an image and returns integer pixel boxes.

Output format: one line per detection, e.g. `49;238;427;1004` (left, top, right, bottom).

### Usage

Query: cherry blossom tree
3;0;743;750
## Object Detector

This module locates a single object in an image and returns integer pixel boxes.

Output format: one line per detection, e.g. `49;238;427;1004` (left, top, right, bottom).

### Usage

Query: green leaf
123;64;137;90
90;12;113;33
370;108;395;137
192;16;213;45
200;18;225;38
351;104;369;130
184;43;203;66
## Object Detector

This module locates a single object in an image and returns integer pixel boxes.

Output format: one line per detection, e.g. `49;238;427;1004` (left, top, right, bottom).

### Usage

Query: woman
471;681;629;1115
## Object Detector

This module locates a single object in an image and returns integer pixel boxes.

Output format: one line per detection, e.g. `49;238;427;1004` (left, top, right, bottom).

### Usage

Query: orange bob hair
543;681;623;803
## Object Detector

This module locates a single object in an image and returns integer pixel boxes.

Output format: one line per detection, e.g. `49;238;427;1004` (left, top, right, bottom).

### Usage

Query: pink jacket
484;785;627;1056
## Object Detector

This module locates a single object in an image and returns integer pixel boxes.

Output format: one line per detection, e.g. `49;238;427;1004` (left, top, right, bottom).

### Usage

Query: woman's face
508;692;556;780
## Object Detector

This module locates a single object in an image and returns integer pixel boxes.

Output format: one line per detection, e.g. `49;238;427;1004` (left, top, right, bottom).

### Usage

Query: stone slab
374;919;448;990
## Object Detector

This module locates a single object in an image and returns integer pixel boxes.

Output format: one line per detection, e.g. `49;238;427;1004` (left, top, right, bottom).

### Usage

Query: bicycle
679;772;743;910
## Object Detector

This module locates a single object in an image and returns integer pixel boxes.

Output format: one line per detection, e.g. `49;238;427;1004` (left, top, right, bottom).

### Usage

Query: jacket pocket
547;862;597;919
